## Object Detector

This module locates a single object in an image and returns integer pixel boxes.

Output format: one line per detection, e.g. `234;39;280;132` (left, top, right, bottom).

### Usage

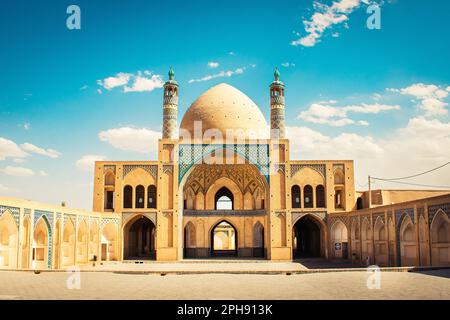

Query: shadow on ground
294;258;365;269
413;268;450;279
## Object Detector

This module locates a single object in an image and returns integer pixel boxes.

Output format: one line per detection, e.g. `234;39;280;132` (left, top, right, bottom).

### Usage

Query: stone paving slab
0;269;449;300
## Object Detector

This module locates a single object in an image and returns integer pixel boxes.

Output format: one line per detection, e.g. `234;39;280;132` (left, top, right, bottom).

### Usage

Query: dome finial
274;67;280;81
168;66;175;80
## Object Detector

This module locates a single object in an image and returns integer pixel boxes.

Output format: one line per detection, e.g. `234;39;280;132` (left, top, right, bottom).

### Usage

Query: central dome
180;83;268;140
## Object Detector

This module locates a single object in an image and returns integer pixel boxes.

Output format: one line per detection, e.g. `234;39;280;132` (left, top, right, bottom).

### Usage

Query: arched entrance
293;215;322;258
211;220;237;257
123;216;156;260
331;220;348;259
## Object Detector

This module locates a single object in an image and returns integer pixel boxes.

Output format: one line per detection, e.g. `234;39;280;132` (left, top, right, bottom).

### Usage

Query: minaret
162;67;179;139
270;68;285;139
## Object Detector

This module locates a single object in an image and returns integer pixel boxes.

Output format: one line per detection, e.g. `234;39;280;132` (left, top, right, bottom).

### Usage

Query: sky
0;0;449;210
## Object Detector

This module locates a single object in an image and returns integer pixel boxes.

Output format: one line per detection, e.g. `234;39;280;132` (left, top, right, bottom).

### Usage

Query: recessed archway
293;215;322;258
215;187;234;210
211;220;237;257
331;220;348;259
123;216;156;260
0;212;18;269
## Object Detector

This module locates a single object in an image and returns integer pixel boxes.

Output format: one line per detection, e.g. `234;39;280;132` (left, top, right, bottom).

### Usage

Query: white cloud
0;166;34;177
97;72;131;90
38;170;48;177
18;123;31;130
0;183;11;192
388;83;449;117
188;64;256;84
298;102;400;126
20;143;61;158
98;71;164;93
13;158;26;164
292;0;370;47
0;137;28;161
281;62;296;68
76;155;106;172
287;116;450;189
98;127;161;155
208;62;219;68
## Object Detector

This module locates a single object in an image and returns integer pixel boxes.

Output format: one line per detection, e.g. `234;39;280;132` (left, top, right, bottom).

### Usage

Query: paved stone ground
0;269;449;299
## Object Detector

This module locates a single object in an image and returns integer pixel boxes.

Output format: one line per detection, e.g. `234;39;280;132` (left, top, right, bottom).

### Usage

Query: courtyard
0;266;449;300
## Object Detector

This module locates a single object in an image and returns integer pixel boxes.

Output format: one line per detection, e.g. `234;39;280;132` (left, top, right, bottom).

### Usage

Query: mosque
0;68;449;270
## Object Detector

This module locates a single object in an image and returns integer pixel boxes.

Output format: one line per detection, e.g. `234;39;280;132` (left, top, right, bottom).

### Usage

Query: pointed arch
430;210;450;266
33;216;50;269
374;216;388;266
361;217;373;262
62;219;75;267
0;211;18;269
399;215;417;266
102;222;119;261
253;221;264;257
184;221;196;258
331;220;348;259
210;220;237;256
350;218;361;260
76;220;88;264
89;220;99;260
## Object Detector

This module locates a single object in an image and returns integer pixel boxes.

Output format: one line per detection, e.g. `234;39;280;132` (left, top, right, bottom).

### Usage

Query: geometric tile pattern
0;205;20;227
33;211;53;269
394;208;414;266
179;144;270;183
290;164;326;179
100;217;119;229
428;202;450;225
123;165;158;180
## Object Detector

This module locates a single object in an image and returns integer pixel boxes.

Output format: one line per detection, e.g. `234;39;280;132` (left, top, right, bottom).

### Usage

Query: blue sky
1;0;449;209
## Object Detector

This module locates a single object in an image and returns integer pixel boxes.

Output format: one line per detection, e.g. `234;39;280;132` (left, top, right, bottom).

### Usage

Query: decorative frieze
290;164;326;179
123;164;158;180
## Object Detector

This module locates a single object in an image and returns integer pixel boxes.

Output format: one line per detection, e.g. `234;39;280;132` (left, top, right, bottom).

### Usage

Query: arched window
135;185;145;208
304;185;313;208
147;185;157;209
291;185;301;208
123;185;132;209
104;171;115;186
215;187;234;210
316;185;325;208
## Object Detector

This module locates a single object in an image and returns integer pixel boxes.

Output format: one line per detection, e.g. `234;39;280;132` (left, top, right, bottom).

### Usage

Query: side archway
374;217;388;266
331;220;348;259
430;210;450;266
184;221;196;258
62;219;75;267
33;217;50;269
253;221;264;258
0;211;18;269
102;222;119;261
400;216;417;266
